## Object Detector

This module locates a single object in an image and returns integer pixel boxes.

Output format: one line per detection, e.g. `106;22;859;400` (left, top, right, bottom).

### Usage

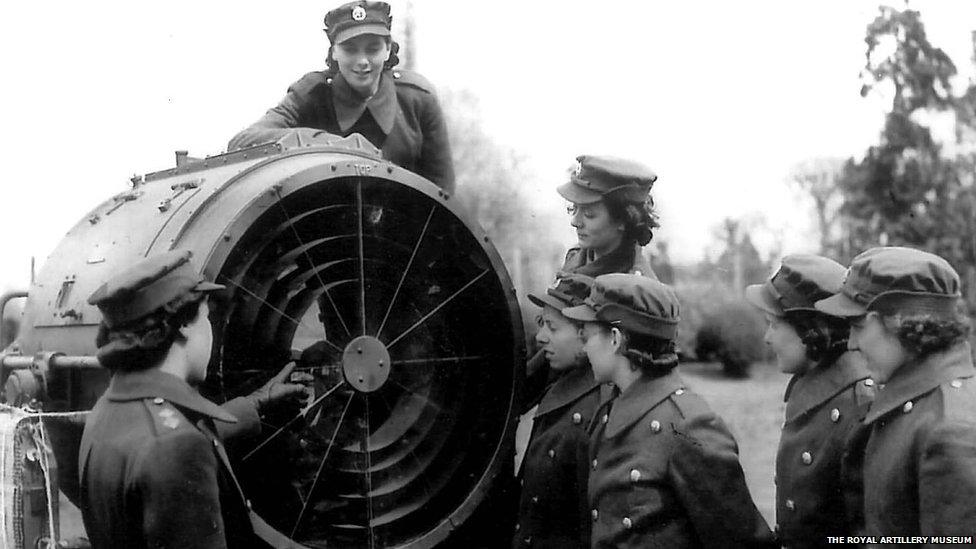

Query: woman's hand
247;363;312;412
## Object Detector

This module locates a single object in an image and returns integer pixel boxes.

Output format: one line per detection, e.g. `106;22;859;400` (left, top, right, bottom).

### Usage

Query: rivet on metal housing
331;165;337;172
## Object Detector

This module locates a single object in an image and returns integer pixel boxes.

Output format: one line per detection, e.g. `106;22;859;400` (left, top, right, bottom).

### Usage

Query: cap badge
572;161;582;177
352;6;367;21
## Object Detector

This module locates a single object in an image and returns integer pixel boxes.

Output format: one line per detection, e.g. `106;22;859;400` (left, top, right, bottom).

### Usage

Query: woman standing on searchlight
228;1;455;193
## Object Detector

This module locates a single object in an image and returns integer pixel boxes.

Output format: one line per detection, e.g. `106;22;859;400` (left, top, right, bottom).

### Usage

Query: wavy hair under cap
95;291;207;372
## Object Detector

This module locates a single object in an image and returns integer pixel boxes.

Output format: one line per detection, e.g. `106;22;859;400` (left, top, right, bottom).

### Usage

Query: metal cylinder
15;136;524;547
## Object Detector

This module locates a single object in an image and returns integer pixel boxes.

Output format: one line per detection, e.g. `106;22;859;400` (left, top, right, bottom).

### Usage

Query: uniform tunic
587;370;775;549
860;342;976;544
514;366;603;549
78;369;264;549
228;69;455;192
776;352;874;548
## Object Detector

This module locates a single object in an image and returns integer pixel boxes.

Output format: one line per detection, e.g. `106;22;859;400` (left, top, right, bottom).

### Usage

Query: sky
1;0;974;293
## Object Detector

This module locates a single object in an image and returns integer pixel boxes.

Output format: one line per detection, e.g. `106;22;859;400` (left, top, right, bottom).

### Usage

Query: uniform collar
604;369;684;438
864;342;975;425
534;365;600;418
571;242;647;278
332;71;397;135
783;351;871;422
105;368;238;423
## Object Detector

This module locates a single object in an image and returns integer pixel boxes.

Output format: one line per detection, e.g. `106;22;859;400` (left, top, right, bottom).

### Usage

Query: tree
711;218;769;294
838;6;976;306
439;89;566;339
789;157;846;257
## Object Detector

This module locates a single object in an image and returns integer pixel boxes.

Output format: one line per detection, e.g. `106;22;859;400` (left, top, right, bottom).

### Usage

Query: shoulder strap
391;69;435;94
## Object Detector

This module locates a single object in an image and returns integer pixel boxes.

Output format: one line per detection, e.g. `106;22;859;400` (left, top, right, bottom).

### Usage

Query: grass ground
57;361;788;539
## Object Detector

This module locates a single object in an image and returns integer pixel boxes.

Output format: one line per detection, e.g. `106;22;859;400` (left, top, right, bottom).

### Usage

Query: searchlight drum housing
13;134;524;548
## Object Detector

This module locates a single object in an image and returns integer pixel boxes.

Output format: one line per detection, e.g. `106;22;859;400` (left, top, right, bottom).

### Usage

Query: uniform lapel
864;343;976;425
332;72;397;134
784;352;870;422
534;366;601;418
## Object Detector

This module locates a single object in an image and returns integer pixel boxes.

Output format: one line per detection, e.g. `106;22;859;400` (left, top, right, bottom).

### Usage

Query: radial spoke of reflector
273;187;354;337
363;393;376;548
356;181;367;336
376;206;436;339
218;275;339;352
386;269;490;349
291;391;355;537
241;380;347;462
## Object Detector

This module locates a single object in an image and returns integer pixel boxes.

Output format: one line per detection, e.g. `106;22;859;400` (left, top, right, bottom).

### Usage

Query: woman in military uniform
78;250;309;549
514;274;601;548
556;155;658;278
563;273;775;548
745;255;874;548
815;247;976;540
228;1;455;192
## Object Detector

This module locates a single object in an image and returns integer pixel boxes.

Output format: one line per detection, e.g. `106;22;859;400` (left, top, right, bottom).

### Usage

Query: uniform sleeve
417;92;456;193
216;396;261;441
918;420;976;536
669;413;776;548
139;430;227;549
227;73;323;150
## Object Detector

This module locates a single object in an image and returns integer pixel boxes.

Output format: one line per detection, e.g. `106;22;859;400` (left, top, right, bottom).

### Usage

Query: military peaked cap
88;250;224;328
557;155;657;205
815;247;961;318
746;254;846;316
563;273;679;339
325;1;392;45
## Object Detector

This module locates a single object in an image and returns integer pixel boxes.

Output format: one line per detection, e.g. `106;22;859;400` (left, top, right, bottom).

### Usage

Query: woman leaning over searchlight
514;274;601;548
745;255;875;548
228;1;455;192
814;247;976;540
563;274;775;548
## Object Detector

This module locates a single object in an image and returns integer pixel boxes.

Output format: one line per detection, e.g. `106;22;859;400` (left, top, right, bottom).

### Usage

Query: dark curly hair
783;310;850;367
881;312;972;358
602;190;659;247
95;291;208;372
596;324;677;375
325;38;401;77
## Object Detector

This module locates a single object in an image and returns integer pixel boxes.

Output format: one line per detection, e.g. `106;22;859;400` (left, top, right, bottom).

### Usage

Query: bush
694;301;766;377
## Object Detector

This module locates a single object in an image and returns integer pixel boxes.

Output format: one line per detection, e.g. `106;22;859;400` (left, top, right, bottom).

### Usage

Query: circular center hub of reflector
342;335;391;393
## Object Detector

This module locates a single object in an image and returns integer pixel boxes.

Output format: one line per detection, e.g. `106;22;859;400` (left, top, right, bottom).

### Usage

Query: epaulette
940;375;976;422
668;388;711;422
390;69;435;94
142;398;189;436
289;71;333;98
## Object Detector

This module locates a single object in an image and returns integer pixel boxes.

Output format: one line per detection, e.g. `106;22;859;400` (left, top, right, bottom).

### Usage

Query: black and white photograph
1;1;975;547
